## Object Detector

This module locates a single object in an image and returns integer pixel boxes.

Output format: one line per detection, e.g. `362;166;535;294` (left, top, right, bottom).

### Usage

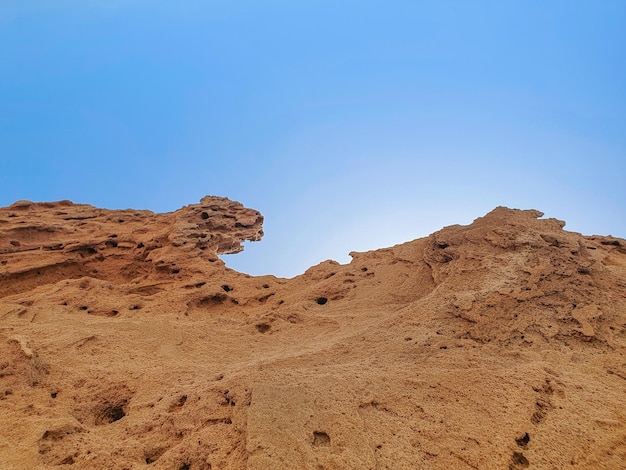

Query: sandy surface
1;198;625;469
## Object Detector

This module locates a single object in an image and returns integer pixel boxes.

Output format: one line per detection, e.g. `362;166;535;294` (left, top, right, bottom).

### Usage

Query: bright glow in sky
1;1;625;277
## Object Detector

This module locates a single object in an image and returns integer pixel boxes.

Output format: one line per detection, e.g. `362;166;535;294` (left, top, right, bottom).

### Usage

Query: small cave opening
511;451;529;467
96;402;127;425
256;323;271;333
107;405;126;422
313;431;330;446
515;432;530;448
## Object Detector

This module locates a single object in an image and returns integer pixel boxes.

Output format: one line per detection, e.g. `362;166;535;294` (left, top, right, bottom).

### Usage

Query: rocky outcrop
0;196;263;297
420;207;625;347
0;201;624;469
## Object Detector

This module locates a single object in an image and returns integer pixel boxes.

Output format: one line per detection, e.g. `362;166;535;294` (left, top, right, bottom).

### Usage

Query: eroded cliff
1;199;624;469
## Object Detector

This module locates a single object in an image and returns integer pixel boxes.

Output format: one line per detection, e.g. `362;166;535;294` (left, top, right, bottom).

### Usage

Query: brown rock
0;200;624;469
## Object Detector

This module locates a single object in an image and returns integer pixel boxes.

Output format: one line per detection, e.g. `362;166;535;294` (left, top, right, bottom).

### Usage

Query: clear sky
1;1;625;277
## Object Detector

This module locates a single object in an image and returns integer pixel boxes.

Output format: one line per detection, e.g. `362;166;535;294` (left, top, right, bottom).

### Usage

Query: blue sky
1;1;625;277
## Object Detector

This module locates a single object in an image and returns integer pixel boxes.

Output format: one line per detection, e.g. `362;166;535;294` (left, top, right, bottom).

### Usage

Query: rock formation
0;198;624;469
0;197;263;298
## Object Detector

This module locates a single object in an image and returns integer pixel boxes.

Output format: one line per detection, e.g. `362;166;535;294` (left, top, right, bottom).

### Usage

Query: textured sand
1;198;625;469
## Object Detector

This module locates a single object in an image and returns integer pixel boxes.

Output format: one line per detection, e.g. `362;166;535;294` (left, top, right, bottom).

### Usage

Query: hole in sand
256;323;271;333
316;297;328;305
168;395;188;412
515;432;530;448
97;402;127;425
222;285;233;292
313;431;330;447
511;451;529;467
201;211;209;220
107;405;125;422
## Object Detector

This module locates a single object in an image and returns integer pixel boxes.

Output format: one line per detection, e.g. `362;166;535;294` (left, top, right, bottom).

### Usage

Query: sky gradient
1;1;625;277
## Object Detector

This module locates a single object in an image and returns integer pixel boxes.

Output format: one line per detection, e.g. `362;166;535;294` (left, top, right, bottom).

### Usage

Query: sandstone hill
1;197;625;469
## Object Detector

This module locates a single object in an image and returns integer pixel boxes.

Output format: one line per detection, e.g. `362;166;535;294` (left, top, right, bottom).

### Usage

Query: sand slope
1;198;625;469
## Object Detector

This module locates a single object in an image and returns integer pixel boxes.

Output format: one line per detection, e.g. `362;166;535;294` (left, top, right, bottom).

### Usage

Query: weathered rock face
0;196;263;297
420;207;625;347
0;201;625;470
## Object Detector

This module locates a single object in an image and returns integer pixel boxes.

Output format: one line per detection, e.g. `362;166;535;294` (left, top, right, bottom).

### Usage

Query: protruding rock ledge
0;196;263;298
